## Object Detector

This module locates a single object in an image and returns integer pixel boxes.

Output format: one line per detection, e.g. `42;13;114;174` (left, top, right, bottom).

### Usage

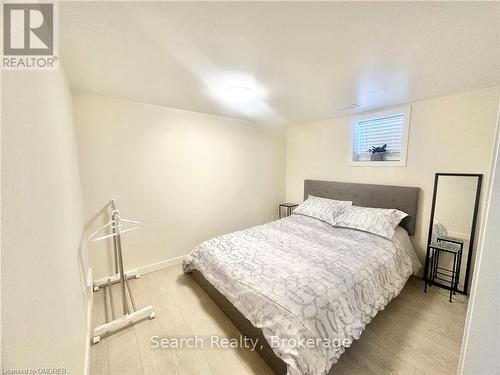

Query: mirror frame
425;172;482;295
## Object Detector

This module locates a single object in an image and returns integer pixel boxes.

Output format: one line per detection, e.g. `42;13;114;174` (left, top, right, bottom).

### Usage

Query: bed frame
190;180;420;374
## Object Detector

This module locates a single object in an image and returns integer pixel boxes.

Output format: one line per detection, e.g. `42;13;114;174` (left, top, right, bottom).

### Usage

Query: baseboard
83;291;92;375
135;255;185;275
446;231;469;241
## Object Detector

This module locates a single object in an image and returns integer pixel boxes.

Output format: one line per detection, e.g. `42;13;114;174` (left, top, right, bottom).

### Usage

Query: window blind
353;113;405;161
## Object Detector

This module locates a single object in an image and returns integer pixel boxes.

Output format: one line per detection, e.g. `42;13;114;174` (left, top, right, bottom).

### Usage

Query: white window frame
349;106;411;167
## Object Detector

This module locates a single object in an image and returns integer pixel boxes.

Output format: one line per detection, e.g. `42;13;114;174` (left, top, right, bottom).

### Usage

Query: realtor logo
2;2;58;70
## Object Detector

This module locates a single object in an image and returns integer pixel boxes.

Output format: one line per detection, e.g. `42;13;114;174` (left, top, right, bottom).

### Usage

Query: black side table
424;237;463;302
279;203;298;219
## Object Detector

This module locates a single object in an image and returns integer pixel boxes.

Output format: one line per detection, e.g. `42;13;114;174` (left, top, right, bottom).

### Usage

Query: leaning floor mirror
425;173;482;295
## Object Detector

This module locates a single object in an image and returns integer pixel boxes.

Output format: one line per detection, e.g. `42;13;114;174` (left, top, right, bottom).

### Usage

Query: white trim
83;290;92;375
135;255;185;275
349;160;408;167
446;231;470;241
349;105;411;167
83;267;93;375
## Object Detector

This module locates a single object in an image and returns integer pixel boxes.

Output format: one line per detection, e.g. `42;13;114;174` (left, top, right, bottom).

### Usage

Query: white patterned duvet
183;214;414;375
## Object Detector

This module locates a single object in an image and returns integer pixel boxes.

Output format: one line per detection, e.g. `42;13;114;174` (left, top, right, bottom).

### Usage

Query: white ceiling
60;2;499;127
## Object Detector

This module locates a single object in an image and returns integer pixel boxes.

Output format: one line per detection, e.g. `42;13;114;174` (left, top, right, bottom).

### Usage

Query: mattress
183;214;415;375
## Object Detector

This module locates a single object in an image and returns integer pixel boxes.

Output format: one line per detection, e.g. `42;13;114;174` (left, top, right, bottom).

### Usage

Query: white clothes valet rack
88;199;155;344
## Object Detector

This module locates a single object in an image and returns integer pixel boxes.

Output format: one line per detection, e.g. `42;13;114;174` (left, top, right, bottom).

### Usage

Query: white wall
73;93;286;278
286;87;500;260
2;70;88;373
460;105;500;375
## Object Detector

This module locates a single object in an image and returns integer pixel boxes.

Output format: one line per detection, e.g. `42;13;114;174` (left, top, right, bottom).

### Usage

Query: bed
183;180;420;375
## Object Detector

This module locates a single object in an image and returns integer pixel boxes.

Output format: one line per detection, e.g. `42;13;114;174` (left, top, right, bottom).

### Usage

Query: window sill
349;160;407;167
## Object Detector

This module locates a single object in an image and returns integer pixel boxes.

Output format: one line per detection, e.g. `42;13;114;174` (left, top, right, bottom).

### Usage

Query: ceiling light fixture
223;86;257;104
209;73;265;105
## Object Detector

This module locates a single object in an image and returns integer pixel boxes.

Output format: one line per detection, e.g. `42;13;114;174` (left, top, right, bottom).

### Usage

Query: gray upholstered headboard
304;180;420;235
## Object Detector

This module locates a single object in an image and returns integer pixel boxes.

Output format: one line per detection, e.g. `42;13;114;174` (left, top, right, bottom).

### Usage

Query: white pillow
293;195;352;224
332;205;408;239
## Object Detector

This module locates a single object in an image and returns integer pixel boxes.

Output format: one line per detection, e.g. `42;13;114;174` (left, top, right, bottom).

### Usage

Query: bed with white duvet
183;206;421;375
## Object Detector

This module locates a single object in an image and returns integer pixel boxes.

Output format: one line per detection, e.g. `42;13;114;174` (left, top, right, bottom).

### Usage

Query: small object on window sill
369;152;387;161
368;144;388;161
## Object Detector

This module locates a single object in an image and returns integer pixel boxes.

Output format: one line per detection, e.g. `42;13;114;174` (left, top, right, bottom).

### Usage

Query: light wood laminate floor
90;264;468;375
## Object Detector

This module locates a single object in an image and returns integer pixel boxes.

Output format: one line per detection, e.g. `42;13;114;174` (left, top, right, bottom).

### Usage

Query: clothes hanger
115;218;141;236
88;216;141;242
88;220;117;242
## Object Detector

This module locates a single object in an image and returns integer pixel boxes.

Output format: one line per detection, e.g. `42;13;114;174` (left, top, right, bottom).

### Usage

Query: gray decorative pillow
293;195;352;225
332;206;409;239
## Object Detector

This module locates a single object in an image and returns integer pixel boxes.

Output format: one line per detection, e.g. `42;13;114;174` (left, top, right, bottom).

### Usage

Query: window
350;106;410;166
